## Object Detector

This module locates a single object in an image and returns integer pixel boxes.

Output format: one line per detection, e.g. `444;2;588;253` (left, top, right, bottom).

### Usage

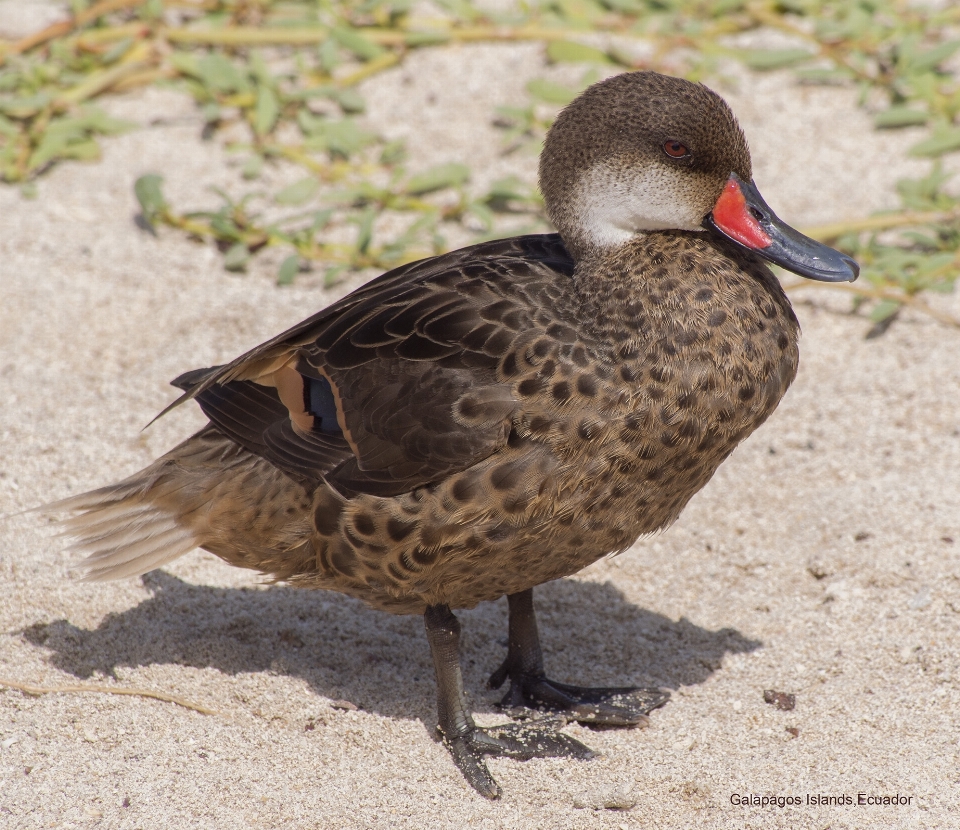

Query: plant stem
158;23;600;48
0;677;223;716
55;57;156;108
782;280;960;328
4;0;149;59
804;210;960;241
337;53;402;87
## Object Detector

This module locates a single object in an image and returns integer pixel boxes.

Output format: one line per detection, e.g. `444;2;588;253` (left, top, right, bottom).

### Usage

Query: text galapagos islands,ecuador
730;793;915;807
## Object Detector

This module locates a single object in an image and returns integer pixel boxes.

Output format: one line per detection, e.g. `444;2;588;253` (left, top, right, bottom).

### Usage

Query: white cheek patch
570;161;711;249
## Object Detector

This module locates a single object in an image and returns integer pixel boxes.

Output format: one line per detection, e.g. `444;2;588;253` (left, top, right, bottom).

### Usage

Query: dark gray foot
489;589;670;726
443;717;594;799
424;603;595;799
489;665;669;726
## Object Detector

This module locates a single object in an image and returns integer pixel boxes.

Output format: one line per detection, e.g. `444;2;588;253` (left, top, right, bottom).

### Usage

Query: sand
1;19;959;830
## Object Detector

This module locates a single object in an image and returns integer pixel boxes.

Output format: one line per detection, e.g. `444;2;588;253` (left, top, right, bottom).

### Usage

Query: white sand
1;33;959;830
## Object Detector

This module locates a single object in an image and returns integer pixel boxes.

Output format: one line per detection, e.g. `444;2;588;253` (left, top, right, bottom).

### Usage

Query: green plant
1;0;958;330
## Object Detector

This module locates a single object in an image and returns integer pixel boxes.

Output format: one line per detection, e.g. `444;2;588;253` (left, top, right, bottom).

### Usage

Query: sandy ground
2;21;960;830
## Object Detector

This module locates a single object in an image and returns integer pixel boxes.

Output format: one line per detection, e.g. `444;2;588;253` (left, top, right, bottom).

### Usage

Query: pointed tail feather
45;465;201;582
42;427;244;581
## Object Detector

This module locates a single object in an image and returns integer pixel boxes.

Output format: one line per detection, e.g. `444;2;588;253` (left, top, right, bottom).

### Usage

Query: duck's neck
568;229;795;352
570;233;692;343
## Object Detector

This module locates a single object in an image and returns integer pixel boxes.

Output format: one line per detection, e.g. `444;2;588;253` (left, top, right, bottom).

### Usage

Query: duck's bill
702;173;859;283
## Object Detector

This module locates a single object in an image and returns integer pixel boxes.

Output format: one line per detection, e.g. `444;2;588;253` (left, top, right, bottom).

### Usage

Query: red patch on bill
711;179;772;250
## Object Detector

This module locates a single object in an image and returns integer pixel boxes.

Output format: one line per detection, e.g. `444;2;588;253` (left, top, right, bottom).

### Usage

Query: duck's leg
488;589;670;726
424;603;593;799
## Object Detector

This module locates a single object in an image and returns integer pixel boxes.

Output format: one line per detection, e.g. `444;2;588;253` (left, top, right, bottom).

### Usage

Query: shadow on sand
22;571;760;723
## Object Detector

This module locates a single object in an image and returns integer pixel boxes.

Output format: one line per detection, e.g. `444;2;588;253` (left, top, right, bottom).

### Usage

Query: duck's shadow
22;571;759;723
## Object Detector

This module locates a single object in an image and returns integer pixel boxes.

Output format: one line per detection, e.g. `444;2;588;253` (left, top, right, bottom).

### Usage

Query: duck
50;70;858;799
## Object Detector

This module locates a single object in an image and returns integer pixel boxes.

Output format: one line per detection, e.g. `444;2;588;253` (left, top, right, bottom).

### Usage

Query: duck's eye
663;140;691;159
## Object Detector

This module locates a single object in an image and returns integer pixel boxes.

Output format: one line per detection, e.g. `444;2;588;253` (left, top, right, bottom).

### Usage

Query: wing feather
163;234;576;495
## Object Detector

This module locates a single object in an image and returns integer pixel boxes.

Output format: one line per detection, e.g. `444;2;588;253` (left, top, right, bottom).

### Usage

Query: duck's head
539;71;858;282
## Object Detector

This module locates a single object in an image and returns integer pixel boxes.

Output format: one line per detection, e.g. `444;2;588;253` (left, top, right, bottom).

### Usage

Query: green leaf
317;39;340;72
249;51;272;85
526;78;579;104
794;67;855;84
141;0;162;20
27;125;92;170
297;109;324;137
484;176;541;210
711;0;747;13
380;211;438;261
80;107;135;135
467;200;494;229
494;104;534;129
254;85;280;136
379;139;406;165
308;208;334;233
607;45;640;68
58;139;100;162
354;207;376;254
742;48;814;71
601;0;645;12
0;72;20;93
909;40;960;72
550;0;605;25
901;231;938;249
546;40;610;64
298;113;376;156
277;254;300;285
0;114;18;138
334;89;366;114
323;119;377;157
209;211;241;240
0;93;51;119
100;37;135;65
487;176;529;201
403;31;449;47
275;177;320;205
324;263;349;287
332;26;385;61
286;85;335;103
242;155;264;180
196;54;249;94
202;102;221;124
169;53;200;79
874;107;928;129
324;184;379;205
896;163;953;209
909;124;960;157
41;117;87;143
25;137;64;170
223;242;250;272
134;174;167;220
405;162;470;195
869;299;900;322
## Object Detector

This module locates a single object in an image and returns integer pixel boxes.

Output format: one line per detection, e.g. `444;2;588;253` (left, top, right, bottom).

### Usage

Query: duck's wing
170;235;575;496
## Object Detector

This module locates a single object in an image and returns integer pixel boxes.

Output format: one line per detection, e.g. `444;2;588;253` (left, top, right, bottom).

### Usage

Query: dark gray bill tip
704;174;860;283
759;218;861;283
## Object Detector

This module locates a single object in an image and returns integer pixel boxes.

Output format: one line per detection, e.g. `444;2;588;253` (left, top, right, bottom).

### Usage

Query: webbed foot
424;603;594;799
443;717;593;799
488;665;669;726
489;589;670;726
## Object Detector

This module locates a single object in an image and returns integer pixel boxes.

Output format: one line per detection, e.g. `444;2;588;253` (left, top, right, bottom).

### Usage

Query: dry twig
0;677;224;716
